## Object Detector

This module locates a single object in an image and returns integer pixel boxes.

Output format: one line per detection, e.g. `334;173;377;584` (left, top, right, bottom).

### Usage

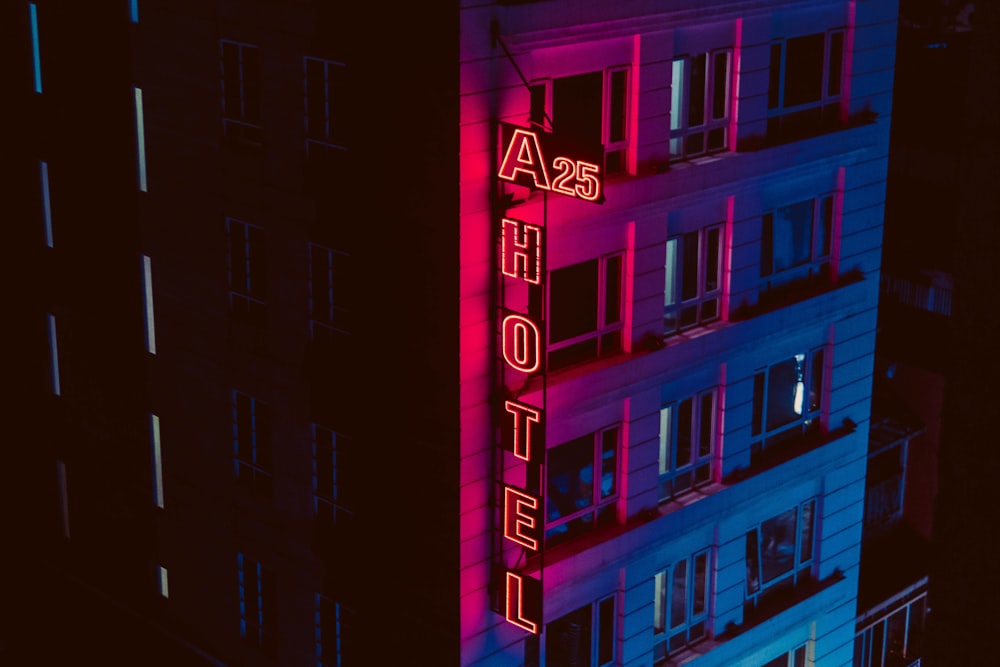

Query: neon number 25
551;157;601;202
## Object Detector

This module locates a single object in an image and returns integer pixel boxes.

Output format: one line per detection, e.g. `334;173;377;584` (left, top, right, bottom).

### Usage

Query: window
864;438;907;537
768;31;846;140
653;549;711;660
157;566;169;598
760;196;834;291
129;0;139;23
658;388;717;502
133;87;147;192
548;254;623;371
854;594;927;667
763;644;807;667
670;50;732;159
546;595;616;667
745;500;816;612
751;348;826;460
40;160;52;247
220;41;261;145
227;218;266;322
313;425;355;528
141;254;156;354
29;2;41;93
665;224;723;335
47;313;60;396
238;553;276;654
150;413;164;508
304;57;347;155
546;426;619;547
317;595;356;667
309;243;351;341
233;392;272;498
531;67;630;174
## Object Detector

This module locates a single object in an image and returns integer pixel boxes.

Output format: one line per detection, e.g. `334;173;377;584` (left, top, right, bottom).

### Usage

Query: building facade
9;0;898;665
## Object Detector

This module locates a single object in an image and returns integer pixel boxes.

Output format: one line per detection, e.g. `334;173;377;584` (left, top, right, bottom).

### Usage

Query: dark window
751;348;826;461
759;195;835;293
546;427;619;547
670;50;731;160
548;255;624;371
665;224;723;335
653;549;711;660
745;501;816;613
233;392;272;499
221;41;261;146
309;243;352;341
546;596;616;667
767;31;846;141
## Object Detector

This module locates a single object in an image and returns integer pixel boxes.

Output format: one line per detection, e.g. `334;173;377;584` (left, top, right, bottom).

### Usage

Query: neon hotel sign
494;123;604;634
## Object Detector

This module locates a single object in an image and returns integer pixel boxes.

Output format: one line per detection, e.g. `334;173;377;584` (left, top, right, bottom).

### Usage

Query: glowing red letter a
498;129;551;191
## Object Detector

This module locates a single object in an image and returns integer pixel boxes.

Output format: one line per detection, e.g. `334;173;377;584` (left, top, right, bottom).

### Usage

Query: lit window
548;254;624;371
47;313;60;396
129;0;138;23
40;160;52;247
762;644;807;667
227;218;266;322
150;413;163;508
133;87;147;192
316;595;356;667
308;243;351;342
670;49;732;160
546;595;616;667
531;67;631;174
220;41;261;146
233;392;272;499
760;195;835;296
745;500;816;614
141;254;156;354
658;388;717;502
653;549;711;660
29;2;42;94
313;425;355;529
665;224;723;335
855;594;927;667
546;426;619;547
238;553;275;654
751;347;826;462
767;31;846;141
57;459;69;539
157;566;169;598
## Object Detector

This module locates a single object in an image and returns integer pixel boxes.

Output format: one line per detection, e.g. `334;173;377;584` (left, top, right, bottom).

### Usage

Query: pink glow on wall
502;219;543;285
502;314;541;373
622;222;636;353
721;195;735;321
729;18;743;152
504;486;541;551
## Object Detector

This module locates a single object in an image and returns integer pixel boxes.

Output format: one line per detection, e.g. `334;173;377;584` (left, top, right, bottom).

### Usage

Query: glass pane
809;349;825;413
604;255;622;326
885;608;907;666
828;32;844;97
681;232;699;301
547;435;594;523
671;59;685;131
653;572;666;634
598;596;615;665
230;223;248;290
772;200;814;272
794;646;806;667
693;552;708;616
665;238;678;308
760;213;773;277
248;225;266;296
547;604;591;667
658;406;672;476
677;398;693;467
705;227;721;293
712;51;729;120
784;33;825;107
699;392;714;458
768;43;782;109
609;69;628;143
530;83;546;126
223;42;240;116
553;72;603;146
689;54;706;127
760;508;797;584
745;530;760;594
236;394;252;459
326;63;347;146
752;373;765;437
766;357;805;432
600;428;617;499
550;260;599;343
819;195;833;257
670;560;687;629
255;402;271;468
906;598;926;659
800;500;815;562
871;621;885;667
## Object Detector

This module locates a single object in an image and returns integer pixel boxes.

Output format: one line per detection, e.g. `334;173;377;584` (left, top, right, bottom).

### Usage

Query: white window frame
29;2;42;94
157;565;169;598
670;49;732;160
664;223;724;335
653;548;712;660
141;254;156;354
40;160;53;247
658;388;717;502
133;87;147;192
150;413;164;508
47;312;60;396
767;30;846;134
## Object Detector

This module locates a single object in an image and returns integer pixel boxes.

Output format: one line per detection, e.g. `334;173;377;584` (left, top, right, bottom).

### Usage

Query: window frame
664;223;724;335
316;594;355;667
669;49;733;160
220;40;262;145
312;424;354;528
308;242;351;341
854;593;927;667
545;594;617;667
546;252;625;371
303;56;347;157
233;391;273;498
767;30;846;138
750;347;827;460
227;217;266;322
658;388;718;502
545;425;620;547
238;552;276;654
762;644;808;667
759;195;835;291
744;499;817;612
653;548;712;660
